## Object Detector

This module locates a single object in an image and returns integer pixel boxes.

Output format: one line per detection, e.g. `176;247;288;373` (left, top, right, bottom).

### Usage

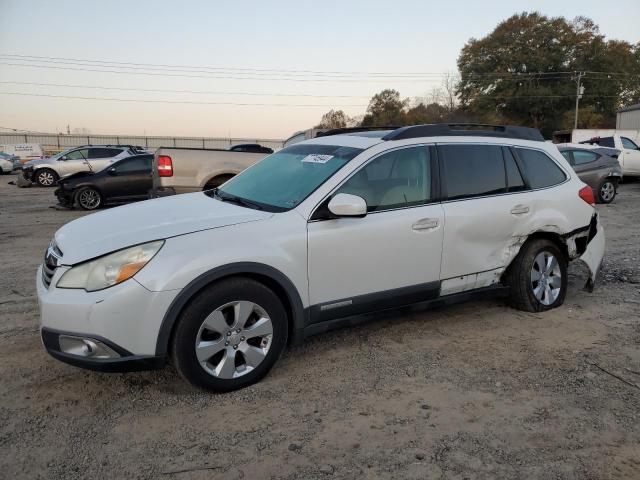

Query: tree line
316;13;640;138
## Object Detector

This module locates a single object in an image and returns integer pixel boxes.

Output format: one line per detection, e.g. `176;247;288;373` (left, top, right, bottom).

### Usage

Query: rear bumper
41;327;164;372
579;214;605;291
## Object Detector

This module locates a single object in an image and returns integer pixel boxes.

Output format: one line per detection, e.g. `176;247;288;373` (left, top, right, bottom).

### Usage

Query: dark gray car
557;144;623;204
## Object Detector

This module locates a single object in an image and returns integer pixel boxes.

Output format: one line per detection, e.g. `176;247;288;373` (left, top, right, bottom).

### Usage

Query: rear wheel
203;174;233;191
75;187;102;210
35;168;58;187
596;178;617;204
505;239;567;312
171;278;288;392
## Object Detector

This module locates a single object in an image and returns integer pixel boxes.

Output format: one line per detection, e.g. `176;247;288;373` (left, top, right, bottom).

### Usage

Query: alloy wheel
38;171;55;186
195;301;273;379
600;182;615;202
530;251;562;306
78;189;101;209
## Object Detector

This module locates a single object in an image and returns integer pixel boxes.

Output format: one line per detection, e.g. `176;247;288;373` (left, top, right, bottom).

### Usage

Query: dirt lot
1;172;639;480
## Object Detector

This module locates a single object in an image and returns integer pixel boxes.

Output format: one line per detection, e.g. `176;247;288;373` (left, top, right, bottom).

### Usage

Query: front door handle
412;218;439;230
510;204;530;215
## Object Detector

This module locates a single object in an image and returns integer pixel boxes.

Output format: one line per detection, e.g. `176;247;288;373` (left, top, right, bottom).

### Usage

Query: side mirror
328;193;367;217
107;167;117;175
59;156;67;161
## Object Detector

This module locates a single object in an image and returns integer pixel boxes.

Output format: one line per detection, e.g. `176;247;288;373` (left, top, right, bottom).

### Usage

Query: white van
0;143;44;162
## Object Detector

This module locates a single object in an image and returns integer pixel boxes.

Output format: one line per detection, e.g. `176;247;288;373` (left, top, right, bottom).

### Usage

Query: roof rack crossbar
381;123;544;142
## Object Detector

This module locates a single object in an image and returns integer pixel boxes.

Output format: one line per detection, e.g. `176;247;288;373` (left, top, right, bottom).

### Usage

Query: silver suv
22;145;147;186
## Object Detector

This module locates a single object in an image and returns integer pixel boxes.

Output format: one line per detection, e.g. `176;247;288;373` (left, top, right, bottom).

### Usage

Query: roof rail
382;123;545;142
316;126;400;137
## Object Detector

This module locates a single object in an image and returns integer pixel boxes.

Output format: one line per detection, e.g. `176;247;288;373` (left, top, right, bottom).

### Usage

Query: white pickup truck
570;129;640;176
151;147;271;196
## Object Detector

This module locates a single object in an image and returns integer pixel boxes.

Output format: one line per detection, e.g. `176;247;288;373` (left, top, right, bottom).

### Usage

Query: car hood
55;192;273;265
59;171;94;183
23;158;52;168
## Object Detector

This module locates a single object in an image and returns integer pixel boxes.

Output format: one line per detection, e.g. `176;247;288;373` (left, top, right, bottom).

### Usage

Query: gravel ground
1;172;639;480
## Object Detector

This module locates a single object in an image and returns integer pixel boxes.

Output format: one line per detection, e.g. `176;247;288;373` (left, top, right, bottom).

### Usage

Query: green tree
361;89;408;126
457;12;640;136
315;109;351;129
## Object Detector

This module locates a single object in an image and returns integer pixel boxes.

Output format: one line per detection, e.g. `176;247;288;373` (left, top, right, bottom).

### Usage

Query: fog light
58;335;121;359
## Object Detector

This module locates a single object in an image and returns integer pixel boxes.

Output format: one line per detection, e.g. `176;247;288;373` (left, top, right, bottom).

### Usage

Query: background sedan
557;144;623;204
55;154;153;210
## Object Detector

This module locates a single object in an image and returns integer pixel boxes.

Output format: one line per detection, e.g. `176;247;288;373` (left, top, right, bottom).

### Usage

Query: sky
0;0;638;140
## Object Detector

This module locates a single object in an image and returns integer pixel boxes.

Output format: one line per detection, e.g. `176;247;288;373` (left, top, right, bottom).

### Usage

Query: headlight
57;240;164;292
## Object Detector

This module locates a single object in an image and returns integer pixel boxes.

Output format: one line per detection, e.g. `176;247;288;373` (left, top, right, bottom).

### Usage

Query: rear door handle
510;204;530;215
412;218;439;230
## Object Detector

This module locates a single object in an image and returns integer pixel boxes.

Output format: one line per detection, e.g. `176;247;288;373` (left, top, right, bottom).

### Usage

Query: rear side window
114;155;152;173
572;150;598;165
89;148;122;159
597;137;615;148
516;148;567;189
440;145;505;200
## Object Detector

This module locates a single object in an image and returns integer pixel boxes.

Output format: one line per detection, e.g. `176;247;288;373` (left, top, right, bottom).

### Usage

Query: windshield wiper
211;188;265;210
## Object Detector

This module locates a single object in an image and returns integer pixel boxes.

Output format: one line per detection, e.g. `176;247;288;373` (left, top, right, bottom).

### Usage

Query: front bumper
41;327;164;372
54;187;75;207
37;266;179;371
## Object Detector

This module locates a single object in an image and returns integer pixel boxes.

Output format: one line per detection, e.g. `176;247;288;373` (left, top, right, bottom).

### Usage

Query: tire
35;168;59;187
505;239;568;312
171;277;288;392
203;174;233;191
596;178;617;204
75;187;102;210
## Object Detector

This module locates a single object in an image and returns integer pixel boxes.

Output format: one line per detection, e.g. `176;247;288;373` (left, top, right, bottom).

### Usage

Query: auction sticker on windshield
302;154;334;164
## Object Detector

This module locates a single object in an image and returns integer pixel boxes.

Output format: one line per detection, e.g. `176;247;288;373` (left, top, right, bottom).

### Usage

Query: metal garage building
617;104;640;130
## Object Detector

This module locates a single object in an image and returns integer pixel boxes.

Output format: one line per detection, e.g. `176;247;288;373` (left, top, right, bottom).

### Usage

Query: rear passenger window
503;148;526;192
516;148;567;189
572;150;598;165
89;148;122;159
597;137;615;148
440;145;505;200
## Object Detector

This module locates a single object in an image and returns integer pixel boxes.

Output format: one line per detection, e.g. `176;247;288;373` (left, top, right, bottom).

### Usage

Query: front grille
42;262;56;288
42;242;63;289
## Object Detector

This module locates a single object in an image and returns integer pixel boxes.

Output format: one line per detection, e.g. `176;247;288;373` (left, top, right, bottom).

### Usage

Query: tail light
578;185;595;206
157;155;173;177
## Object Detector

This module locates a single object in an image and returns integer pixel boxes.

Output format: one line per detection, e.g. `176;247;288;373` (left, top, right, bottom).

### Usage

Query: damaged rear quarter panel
440;179;597;291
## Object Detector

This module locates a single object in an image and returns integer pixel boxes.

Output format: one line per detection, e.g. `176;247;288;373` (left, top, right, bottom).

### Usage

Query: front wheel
505;239;568;312
171;278;288;392
596;178;617;204
35;168;59;187
75;187;102;210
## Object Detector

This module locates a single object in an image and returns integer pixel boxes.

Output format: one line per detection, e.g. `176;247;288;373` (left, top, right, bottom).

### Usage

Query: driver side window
64;149;88;160
336;146;433;212
621;137;639;151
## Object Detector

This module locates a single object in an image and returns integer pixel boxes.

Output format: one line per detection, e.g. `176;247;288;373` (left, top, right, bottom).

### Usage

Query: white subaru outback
37;124;605;392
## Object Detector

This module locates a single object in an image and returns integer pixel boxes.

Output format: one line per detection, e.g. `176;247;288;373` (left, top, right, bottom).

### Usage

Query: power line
3;54;637;80
0;91;621;108
0;62;443;83
0;91;369;107
0;81;371;98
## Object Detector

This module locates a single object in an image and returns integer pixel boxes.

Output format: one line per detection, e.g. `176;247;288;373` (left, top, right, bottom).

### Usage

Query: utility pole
574;72;585;130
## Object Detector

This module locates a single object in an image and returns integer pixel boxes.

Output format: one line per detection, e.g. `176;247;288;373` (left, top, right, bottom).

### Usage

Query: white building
617;104;640;130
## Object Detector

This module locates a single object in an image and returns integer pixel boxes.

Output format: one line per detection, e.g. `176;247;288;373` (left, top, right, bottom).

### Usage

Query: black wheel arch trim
154;262;306;357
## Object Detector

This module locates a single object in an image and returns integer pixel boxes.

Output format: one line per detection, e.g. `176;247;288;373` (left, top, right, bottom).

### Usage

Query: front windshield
215;144;363;211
